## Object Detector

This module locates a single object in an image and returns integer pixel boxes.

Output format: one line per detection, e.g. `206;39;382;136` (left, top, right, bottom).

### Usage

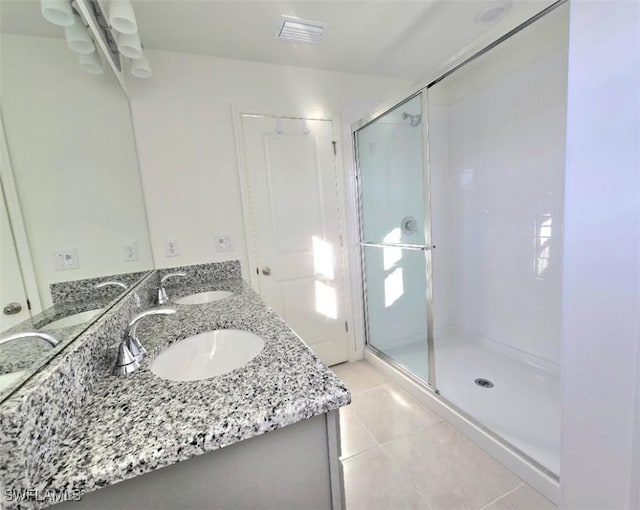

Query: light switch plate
52;248;79;271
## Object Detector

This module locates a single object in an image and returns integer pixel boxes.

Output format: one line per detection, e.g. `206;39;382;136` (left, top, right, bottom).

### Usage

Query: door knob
3;302;22;315
261;266;272;276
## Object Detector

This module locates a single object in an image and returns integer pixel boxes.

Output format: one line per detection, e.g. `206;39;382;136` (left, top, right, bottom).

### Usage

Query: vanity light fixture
108;0;138;35
41;0;75;27
106;0;152;78
130;51;152;78
116;31;142;59
79;51;104;74
65;14;96;54
41;0;152;79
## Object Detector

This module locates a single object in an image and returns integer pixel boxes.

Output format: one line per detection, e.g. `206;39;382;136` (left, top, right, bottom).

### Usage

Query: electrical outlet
125;241;139;262
165;239;179;257
215;235;232;252
52;248;79;271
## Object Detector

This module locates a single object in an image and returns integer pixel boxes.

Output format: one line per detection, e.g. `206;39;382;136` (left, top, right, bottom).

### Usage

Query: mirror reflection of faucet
0;331;59;348
94;281;128;291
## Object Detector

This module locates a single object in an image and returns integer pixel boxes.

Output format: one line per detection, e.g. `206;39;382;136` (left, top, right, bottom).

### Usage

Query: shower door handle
360;242;434;251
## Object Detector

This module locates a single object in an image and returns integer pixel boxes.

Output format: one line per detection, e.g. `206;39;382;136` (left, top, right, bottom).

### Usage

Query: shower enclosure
353;1;567;484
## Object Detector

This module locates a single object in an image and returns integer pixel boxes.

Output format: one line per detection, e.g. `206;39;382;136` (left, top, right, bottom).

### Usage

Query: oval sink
150;329;265;381
46;308;104;330
175;290;232;305
0;370;26;392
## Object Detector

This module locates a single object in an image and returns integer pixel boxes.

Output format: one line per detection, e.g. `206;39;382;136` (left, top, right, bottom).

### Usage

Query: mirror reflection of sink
46;308;104;330
0;370;26;392
151;329;265;381
174;290;232;305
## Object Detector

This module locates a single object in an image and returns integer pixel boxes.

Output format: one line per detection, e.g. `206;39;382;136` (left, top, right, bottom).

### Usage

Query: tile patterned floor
332;361;557;510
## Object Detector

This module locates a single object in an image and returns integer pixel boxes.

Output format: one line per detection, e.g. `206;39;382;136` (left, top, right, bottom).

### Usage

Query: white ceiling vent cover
275;16;327;45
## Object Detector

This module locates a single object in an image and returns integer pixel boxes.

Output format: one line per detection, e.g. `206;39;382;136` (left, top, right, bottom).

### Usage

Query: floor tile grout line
338;362;549;510
376;420;443;449
477;482;525;510
343;380;390;398
377;434;435;510
338;405;381;462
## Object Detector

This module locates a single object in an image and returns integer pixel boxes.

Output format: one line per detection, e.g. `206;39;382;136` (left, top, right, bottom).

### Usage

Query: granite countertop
0;299;112;376
34;278;351;503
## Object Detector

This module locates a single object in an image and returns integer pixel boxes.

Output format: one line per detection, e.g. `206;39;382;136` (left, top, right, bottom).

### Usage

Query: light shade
41;0;74;27
130;52;151;78
117;31;142;59
109;0;138;34
79;52;104;74
65;16;95;54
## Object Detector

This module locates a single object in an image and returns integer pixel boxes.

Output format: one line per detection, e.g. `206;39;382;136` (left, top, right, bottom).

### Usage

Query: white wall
428;5;569;366
561;1;640;508
127;49;409;277
1;34;153;308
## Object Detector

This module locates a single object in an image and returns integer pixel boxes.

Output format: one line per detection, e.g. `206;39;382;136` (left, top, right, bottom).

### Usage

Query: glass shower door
356;93;432;384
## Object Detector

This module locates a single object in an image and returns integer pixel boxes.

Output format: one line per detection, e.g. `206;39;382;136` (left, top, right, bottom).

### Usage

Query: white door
0;181;31;330
241;115;349;366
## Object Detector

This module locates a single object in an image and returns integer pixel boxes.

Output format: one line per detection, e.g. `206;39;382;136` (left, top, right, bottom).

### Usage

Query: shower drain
474;378;494;389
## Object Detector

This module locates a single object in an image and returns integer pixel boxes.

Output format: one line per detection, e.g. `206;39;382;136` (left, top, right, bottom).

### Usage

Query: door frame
232;106;358;362
350;89;437;390
0;112;43;313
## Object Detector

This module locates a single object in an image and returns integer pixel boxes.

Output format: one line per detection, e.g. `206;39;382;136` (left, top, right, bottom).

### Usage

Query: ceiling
1;0;558;81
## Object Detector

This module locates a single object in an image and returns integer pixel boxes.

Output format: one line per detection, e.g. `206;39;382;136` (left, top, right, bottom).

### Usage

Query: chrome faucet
0;331;59;347
113;307;177;376
156;273;186;305
95;281;128;291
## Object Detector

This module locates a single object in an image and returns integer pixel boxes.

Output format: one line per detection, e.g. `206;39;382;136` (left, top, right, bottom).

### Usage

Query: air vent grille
276;16;326;45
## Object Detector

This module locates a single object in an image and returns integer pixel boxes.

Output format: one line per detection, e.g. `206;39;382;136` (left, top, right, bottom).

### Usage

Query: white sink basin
46;308;104;330
175;291;232;305
0;370;26;392
150;329;265;381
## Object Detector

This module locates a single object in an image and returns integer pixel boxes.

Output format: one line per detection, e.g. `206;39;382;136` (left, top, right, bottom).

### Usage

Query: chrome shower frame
349;0;567;497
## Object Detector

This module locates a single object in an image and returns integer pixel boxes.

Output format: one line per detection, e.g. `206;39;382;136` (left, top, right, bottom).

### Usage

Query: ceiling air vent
275;16;327;45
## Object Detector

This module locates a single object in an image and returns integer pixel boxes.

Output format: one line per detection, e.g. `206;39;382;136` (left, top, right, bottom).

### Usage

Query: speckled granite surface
157;259;241;290
0;270;151;381
0;262;349;509
0;273;158;510
50;271;150;305
0;300;110;375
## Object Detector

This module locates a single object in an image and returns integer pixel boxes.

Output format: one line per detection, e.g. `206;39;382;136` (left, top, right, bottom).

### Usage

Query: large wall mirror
0;0;154;398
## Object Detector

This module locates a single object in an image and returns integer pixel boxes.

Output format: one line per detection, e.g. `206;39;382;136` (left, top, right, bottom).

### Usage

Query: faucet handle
160;272;187;286
113;342;141;376
124;307;178;363
127;307;177;337
158;273;186;305
95;281;128;291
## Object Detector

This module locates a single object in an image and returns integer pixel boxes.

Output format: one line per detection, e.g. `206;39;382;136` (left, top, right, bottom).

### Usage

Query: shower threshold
363;345;560;505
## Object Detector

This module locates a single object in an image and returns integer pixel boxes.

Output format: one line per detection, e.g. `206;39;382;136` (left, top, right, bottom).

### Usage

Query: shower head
400;112;422;127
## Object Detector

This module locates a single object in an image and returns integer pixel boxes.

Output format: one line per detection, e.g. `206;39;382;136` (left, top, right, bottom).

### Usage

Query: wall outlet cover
215;235;233;252
165;239;179;257
52;248;79;271
125;241;139;262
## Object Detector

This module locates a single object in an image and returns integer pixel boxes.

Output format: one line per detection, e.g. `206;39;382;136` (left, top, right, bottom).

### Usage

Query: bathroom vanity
0;261;350;510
